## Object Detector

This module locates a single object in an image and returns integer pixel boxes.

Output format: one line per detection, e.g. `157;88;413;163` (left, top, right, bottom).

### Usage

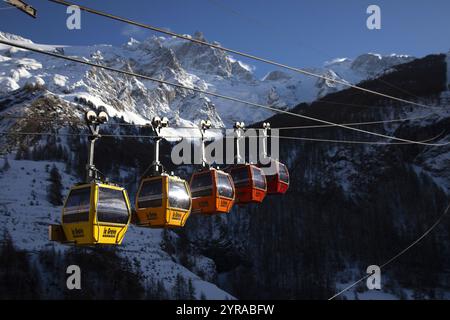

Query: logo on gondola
172;212;182;220
71;228;84;238
147;212;157;220
103;228;117;238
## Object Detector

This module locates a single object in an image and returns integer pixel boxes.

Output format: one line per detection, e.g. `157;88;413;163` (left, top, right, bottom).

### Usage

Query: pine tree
173;273;188;299
2;156;10;172
159;280;169;300
48;165;63;206
0;231;41;298
187;278;196;300
160;229;175;255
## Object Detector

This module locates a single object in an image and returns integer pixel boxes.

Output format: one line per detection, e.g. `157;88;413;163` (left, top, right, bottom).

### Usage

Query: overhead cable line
0;111;437;130
48;0;438;111
329;202;450;300
0;39;447;147
0;130;444;146
0;131;181;139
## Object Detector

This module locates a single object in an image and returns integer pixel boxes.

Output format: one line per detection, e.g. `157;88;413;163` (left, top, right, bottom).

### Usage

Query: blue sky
0;0;449;77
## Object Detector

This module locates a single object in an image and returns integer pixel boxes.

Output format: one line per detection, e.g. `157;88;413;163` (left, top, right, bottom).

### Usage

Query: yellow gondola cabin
49;182;131;245
135;174;191;228
49;110;132;245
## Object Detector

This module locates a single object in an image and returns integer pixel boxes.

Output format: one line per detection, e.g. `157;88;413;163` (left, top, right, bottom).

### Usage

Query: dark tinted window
279;163;289;184
63;187;91;223
97;188;129;224
230;167;250;188
190;172;213;198
252;167;267;190
138;179;163;208
217;172;234;199
168;180;191;210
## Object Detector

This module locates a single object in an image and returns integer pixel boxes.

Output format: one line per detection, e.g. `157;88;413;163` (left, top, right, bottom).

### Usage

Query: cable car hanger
189;120;235;215
199;120;212;169
85;110;109;183
142;116;170;177
258;122;290;195
134;116;192;228
48;110;132;246
225;122;267;205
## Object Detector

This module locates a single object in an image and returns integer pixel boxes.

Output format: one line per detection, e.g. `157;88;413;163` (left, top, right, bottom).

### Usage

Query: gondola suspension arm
234;122;246;164
85;110;109;183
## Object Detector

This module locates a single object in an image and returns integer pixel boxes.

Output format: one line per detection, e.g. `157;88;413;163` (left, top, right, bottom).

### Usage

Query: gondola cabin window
63;187;91;223
252;167;267;190
97;188;129;224
190;172;213;198
278;163;289;184
230;166;250;188
168;180;191;210
217;172;234;199
138;179;163;208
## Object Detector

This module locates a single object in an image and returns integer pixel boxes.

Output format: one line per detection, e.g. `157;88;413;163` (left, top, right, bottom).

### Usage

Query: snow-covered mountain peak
0;30;422;127
350;52;414;76
262;70;292;81
324;57;352;68
0;31;33;44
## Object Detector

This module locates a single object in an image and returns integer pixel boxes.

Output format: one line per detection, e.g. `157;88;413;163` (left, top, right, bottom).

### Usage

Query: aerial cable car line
316;99;441;111
1;41;447;148
0;131;182;139
48;0;438;112
0;110;438;131
271;132;445;145
2;130;443;146
329;202;450;300
274;113;439;130
198;131;444;145
4;0;36;17
0;40;446;147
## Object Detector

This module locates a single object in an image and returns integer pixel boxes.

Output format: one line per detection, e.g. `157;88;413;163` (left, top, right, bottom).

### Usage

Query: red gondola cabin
227;164;267;204
259;160;289;195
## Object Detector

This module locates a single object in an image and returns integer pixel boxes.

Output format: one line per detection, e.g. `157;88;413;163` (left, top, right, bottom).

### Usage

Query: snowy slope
0;31;414;127
0;157;234;300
